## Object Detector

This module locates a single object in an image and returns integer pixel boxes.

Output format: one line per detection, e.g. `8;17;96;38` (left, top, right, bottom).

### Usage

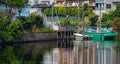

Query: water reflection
0;41;56;64
0;40;120;64
43;40;120;64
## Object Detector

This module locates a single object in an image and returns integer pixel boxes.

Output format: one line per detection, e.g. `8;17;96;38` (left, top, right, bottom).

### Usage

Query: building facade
95;0;120;16
54;0;95;7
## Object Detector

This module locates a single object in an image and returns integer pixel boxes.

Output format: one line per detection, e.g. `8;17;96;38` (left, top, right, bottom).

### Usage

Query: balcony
95;0;104;3
95;7;105;10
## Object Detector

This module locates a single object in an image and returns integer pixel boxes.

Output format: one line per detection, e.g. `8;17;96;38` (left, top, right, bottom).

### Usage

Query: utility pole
78;0;80;33
99;3;102;64
81;0;85;64
77;1;80;64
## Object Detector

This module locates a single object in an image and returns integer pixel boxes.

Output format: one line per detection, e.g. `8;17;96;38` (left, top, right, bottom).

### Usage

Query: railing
95;7;105;10
112;0;120;2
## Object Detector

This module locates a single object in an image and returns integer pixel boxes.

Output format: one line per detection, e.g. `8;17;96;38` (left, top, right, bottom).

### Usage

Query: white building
29;0;55;14
29;0;55;6
95;0;120;16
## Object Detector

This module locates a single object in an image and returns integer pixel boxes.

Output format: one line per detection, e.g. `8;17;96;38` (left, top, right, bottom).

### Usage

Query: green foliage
30;13;44;28
19;16;31;30
88;14;98;26
101;12;113;27
106;20;112;27
71;8;78;16
19;13;44;32
78;21;83;27
0;45;53;64
108;10;114;19
0;15;24;42
112;3;120;18
69;21;78;26
39;28;55;32
86;21;91;26
44;8;52;16
83;3;88;11
59;18;68;26
44;6;93;17
0;0;28;14
101;4;120;27
0;46;22;64
66;8;72;16
88;8;94;14
57;6;66;16
101;13;110;22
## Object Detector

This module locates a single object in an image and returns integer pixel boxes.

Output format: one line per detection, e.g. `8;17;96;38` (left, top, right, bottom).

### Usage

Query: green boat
85;27;117;41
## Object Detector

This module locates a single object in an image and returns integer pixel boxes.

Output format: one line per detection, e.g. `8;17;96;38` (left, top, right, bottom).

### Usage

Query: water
43;40;120;64
0;40;120;64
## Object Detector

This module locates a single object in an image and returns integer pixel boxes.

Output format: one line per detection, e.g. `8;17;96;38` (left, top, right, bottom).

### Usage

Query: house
29;0;55;15
29;0;54;6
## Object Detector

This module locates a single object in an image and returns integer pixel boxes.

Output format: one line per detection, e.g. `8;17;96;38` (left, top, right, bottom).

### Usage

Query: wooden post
87;47;90;64
93;46;96;64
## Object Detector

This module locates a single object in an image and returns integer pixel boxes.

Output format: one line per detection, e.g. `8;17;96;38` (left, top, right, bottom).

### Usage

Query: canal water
0;40;120;64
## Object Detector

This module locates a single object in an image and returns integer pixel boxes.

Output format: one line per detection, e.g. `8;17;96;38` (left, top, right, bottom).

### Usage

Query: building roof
31;4;52;8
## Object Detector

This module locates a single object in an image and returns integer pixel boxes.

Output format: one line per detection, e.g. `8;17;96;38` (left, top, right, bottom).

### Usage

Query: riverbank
0;32;57;45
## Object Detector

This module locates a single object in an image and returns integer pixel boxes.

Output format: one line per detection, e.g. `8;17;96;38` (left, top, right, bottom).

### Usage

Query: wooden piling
57;30;73;48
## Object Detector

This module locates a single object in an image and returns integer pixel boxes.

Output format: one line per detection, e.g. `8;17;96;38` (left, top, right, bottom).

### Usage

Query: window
96;3;98;7
106;4;111;9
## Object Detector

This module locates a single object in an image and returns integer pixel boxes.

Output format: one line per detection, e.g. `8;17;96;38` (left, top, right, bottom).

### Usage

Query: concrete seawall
21;32;57;42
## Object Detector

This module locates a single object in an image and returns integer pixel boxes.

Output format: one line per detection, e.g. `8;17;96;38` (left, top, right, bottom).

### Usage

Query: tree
106;20;112;27
71;8;78;16
112;3;120;19
83;3;88;11
59;18;68;26
0;14;24;42
29;13;44;32
88;14;98;27
101;13;110;22
57;6;66;16
69;21;78;26
83;3;89;16
16;0;28;18
66;8;72;16
19;16;31;30
101;10;114;27
112;17;120;42
0;0;28;18
88;8;94;15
